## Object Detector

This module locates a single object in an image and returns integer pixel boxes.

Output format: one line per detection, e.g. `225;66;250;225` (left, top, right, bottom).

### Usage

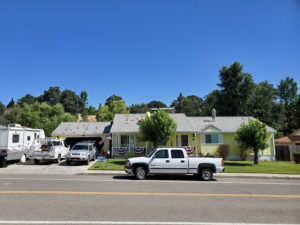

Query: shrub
293;152;300;164
217;144;230;160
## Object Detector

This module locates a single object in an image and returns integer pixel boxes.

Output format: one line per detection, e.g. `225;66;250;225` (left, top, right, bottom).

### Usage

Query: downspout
273;134;276;161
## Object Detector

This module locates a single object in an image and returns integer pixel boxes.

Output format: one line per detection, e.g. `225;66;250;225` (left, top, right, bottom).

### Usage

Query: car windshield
71;145;88;150
147;150;156;158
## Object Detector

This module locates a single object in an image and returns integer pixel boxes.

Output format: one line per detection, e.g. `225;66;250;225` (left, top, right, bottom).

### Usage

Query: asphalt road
0;174;299;225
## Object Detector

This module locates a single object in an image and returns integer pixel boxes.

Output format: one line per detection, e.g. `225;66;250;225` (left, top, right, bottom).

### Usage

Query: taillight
1;150;7;153
222;159;224;166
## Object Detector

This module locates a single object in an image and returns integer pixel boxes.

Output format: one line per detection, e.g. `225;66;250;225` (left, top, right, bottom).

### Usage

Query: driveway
0;159;95;175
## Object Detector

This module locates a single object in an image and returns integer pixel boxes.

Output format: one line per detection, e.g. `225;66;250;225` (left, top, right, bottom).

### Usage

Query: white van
0;124;45;163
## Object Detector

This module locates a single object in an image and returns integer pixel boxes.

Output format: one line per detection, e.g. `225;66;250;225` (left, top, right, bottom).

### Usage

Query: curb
79;171;300;180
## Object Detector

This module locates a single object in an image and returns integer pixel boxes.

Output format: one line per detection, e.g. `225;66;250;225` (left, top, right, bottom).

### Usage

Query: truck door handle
166;160;170;163
181;160;185;163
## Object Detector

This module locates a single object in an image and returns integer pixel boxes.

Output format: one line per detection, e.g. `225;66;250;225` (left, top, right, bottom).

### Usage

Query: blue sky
0;0;299;107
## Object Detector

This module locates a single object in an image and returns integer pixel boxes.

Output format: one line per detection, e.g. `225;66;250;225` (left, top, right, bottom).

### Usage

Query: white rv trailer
0;124;45;161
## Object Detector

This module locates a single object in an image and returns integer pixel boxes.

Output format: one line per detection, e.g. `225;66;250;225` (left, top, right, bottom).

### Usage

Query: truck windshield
147;150;156;158
71;145;88;150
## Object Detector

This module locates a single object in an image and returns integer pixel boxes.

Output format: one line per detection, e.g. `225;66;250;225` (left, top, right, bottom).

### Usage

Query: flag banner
134;147;145;155
115;147;128;155
184;146;195;155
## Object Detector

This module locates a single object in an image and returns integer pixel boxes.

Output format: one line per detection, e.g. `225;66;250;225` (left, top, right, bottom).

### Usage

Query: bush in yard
217;144;230;160
139;110;177;148
235;119;269;164
293;152;300;164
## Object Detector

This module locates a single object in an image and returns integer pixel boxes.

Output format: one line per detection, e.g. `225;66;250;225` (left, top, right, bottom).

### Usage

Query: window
12;135;19;143
171;150;184;158
181;135;189;146
205;134;219;144
121;135;129;147
154;150;169;159
27;136;31;141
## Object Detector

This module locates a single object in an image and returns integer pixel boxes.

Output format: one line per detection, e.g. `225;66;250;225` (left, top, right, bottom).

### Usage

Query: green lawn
89;159;300;175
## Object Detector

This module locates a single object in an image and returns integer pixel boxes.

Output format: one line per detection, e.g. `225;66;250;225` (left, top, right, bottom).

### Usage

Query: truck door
149;149;170;173
169;149;188;174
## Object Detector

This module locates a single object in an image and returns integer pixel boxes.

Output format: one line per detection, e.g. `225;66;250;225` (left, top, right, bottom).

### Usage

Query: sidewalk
81;170;300;180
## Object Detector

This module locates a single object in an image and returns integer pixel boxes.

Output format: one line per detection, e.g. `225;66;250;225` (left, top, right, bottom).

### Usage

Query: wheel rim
203;170;211;180
137;169;145;179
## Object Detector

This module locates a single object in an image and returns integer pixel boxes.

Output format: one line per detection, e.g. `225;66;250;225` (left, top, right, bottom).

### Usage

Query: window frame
120;135;130;147
154;149;169;159
181;135;189;147
171;149;184;159
204;133;221;144
12;134;20;143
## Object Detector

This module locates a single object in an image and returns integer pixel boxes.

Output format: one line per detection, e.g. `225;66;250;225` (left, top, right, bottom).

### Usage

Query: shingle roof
51;122;111;136
110;113;195;133
111;114;276;133
188;116;276;133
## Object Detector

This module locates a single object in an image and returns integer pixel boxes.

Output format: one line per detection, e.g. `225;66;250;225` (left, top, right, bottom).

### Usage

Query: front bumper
125;166;133;174
67;156;88;162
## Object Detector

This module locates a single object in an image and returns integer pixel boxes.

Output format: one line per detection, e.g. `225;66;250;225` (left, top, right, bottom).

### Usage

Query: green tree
295;96;300;128
105;95;123;107
129;103;149;113
139;110;177;148
200;90;220;116
235;119;269;164
277;77;298;135
3;105;22;124
17;94;36;106
171;93;185;112
6;98;15;109
20;102;76;136
38;87;61;105
218;62;255;116
60;89;80;115
246;81;284;136
148;100;167;109
97;100;129;121
171;94;202;116
79;91;88;112
0;101;5;115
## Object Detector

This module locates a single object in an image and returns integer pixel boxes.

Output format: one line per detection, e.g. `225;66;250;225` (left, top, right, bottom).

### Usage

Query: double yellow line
0;190;299;198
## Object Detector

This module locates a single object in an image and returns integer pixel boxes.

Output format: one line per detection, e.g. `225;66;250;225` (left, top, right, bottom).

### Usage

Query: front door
149;149;170;173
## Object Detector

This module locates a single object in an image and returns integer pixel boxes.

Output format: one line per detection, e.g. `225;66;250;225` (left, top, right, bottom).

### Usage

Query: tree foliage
171;93;202;116
139;110;177;148
129;103;149;113
0;101;5;115
6;98;15;109
20;102;76;136
235;119;269;164
148;100;167;109
17;94;36;107
105;94;123;107
97;100;129;121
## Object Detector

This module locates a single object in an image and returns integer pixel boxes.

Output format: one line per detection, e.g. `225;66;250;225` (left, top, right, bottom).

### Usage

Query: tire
66;160;71;165
135;166;147;180
34;159;40;165
85;158;90;165
0;157;7;168
92;154;96;161
200;168;213;181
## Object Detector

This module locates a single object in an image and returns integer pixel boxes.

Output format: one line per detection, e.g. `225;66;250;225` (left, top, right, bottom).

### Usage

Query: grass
89;159;300;175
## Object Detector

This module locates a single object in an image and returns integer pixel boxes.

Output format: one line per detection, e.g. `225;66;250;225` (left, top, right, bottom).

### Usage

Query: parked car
32;139;70;164
66;142;96;165
125;148;225;181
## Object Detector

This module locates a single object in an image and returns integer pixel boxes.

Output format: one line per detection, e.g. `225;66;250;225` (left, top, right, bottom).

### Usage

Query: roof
275;128;300;144
110;114;276;133
51;122;111;136
188;116;276;133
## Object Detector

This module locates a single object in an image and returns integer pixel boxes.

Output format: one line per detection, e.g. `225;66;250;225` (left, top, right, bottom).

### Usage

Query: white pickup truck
32;139;69;164
125;148;225;181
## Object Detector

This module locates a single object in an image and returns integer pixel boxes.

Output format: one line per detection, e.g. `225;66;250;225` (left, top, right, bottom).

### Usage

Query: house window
205;133;219;144
12;135;19;143
181;135;189;146
121;135;130;147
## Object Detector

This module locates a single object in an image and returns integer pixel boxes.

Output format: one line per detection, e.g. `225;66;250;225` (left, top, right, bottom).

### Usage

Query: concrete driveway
0;159;95;175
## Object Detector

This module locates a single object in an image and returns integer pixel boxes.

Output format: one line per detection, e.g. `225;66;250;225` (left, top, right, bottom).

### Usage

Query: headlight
81;152;88;156
125;160;131;168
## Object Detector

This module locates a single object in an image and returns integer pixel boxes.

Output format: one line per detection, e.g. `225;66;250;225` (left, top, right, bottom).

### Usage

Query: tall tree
171;93;185;113
0;101;5;115
200;90;220;116
79;91;88;113
218;62;254;116
277;77;298;135
105;95;123;107
139;111;177;148
148;100;167;109
38;87;61;105
97;100;129;121
235;119;269;164
17;94;36;106
129;103;149;113
60;89;80;115
6;98;15;109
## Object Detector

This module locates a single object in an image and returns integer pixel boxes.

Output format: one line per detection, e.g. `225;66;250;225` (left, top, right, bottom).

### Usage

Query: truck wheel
135;167;147;180
66;160;71;165
200;168;213;181
0;157;7;168
34;159;40;165
85;158;90;165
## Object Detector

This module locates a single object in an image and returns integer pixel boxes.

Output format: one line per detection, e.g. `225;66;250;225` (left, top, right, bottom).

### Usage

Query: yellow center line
0;190;299;198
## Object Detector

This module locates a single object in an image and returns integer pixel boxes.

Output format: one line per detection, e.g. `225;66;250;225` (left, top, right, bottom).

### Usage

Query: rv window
27;136;31;141
12;135;19;143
